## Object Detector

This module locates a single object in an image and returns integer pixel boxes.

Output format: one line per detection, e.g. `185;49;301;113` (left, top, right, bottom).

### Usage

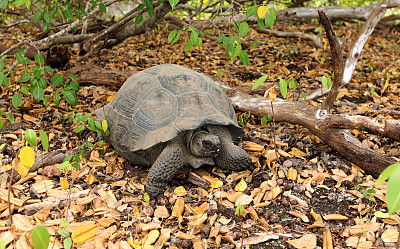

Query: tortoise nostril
202;140;212;148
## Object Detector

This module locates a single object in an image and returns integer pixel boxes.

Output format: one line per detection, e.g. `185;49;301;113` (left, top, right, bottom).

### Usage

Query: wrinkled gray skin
144;124;251;198
95;64;252;198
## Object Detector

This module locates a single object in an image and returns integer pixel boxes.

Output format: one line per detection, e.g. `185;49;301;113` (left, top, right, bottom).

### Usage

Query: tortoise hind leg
207;125;252;171
145;140;186;198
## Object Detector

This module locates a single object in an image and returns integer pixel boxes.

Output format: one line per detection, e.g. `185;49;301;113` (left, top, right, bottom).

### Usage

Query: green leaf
387;166;400;214
34;54;44;64
57;229;70;237
169;0;179;9
32;87;44;102
288;78;297;92
70;81;79;91
25;0;30;9
246;5;258;19
239;22;249;38
239;50;249;66
280;79;288;99
54;92;60;107
12;93;22;109
321;76;328;87
62;90;78;106
376;163;400;187
168;30;181;44
99;3;106;13
64;237;72;249
63;8;74;21
43;95;49;106
42;21;50;32
0;119;3;130
60;220;70;228
44;66;52;73
43;10;51;23
143;0;155;19
135;14;143;24
51;74;63;86
252;75;268;90
184;40;193;53
137;3;145;11
21;85;29;95
6;113;14;124
15;0;25;7
20;73;30;82
33;11;42;23
261;117;268;125
15;52;25;64
232;43;242;59
25;129;38;147
144;193;150;203
265;15;274;29
39;130;49;150
31;226;50;249
69;74;77;81
0;0;9;10
269;7;277;20
76;124;85;133
38;79;47;89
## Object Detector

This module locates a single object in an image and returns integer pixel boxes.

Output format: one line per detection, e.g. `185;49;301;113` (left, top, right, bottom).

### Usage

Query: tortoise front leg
145;141;186;198
207;125;252;171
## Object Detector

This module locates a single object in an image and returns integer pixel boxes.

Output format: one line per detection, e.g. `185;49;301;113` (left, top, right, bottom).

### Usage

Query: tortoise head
189;130;220;158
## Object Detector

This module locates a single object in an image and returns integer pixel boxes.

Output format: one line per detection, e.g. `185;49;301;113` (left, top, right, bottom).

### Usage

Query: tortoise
95;64;252;198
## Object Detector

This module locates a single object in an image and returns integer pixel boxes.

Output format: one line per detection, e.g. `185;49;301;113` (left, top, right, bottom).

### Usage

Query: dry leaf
60;178;69;190
289;210;309;222
323;228;333;249
288;167;298;180
71;224;99;244
174;186;188;196
154;206;169;219
381;228;399;243
202;175;223;188
171;197;185;218
323;214;348;221
287;234;316;249
145;229;160;245
235;179;247;192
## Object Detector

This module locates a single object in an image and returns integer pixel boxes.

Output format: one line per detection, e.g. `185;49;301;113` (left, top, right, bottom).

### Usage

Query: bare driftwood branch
316;114;400;141
224;87;396;178
317;9;344;113
343;2;387;85
257;28;323;49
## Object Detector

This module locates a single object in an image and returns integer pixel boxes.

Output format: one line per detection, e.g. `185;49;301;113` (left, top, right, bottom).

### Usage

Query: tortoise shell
95;64;242;155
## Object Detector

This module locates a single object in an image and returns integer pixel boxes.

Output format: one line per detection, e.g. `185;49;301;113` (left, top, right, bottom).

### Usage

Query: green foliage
377;163;400;215
235;203;244;215
0;241;5;249
320;75;332;89
239;111;251;127
58;222;72;249
144;193;150;203
59;113;108;172
252;75;268;90
31;226;50;249
25;129;38;147
169;0;179;9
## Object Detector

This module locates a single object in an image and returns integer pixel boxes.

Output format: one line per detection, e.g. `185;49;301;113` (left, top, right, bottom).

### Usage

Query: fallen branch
316;114;400;141
24;189;90;215
257;28;323;49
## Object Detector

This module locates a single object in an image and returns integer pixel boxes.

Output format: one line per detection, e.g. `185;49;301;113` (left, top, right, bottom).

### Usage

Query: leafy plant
58;220;73;249
60;112;108;171
376;163;400;215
